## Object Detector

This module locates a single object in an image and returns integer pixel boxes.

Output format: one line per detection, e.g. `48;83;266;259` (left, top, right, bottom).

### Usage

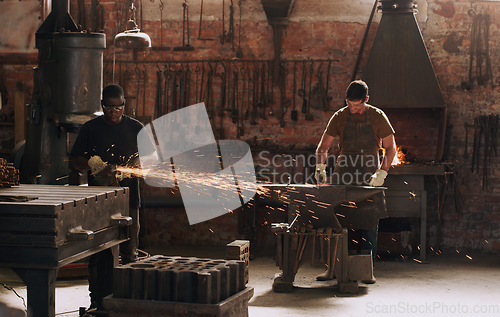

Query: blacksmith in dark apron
315;80;397;282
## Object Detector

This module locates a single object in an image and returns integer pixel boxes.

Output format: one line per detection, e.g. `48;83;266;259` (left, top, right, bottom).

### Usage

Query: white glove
315;163;327;184
369;169;388;186
88;156;107;175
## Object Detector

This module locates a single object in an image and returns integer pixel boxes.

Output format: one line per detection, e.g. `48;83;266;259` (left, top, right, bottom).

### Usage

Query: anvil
260;184;386;232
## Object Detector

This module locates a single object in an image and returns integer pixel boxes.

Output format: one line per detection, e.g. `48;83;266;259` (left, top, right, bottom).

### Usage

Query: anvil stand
271;212;369;294
259;184;384;294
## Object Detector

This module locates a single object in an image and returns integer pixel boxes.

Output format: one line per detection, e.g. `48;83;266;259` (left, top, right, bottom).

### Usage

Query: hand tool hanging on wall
91;0;104;32
310;61;327;110
305;62;314;121
139;0;143;30
134;65;141;118
163;65;172;114
244;65;251;120
220;0;226;44
236;1;243;58
470;114;499;190
174;2;195;51
300;61;307;114
291;62;298;121
179;67;187;109
77;0;86;30
218;62;227;139
141;66;147;121
266;61;273;117
159;0;165;47
205;63;215;117
194;65;200;103
171;69;179;112
462;11;494;89
279;63;289;127
224;0;236;48
198;0;215;41
122;68;135;117
231;70;239;124
250;65;259;125
199;62;205;104
236;69;244;138
154;68;162;119
259;62;269;120
325;59;332;111
463;122;469;159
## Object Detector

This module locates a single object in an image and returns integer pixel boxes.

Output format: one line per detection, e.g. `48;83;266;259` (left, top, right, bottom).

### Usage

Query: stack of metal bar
112;255;246;304
0;158;19;188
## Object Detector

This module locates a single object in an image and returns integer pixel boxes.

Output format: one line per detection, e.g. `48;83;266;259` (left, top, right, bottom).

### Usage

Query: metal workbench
0;184;131;317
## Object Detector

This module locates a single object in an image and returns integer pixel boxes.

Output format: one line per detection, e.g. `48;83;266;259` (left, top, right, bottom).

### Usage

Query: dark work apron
332;111;388;230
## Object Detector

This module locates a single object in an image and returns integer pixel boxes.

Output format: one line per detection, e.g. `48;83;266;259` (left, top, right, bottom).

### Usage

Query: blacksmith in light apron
315;80;397;283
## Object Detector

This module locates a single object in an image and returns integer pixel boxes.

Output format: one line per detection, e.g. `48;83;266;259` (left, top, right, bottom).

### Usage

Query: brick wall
1;0;500;254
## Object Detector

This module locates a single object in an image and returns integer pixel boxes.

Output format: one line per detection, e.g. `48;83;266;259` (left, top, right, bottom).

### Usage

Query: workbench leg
420;191;427;262
14;268;58;317
111;244;120;267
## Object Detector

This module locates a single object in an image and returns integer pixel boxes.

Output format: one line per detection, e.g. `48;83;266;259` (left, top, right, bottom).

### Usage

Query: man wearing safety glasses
69;84;145;313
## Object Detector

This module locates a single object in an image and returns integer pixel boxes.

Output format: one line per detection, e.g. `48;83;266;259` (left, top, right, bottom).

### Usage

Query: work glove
88;156;107;175
116;169;133;181
315;163;327;184
369;169;388;187
88;156;120;186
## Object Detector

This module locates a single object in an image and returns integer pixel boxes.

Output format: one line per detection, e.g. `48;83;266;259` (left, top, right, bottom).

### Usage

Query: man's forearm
316;133;335;165
380;146;396;171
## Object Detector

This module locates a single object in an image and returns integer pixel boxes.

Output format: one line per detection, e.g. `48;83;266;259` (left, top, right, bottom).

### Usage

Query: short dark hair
102;84;124;100
346;80;369;101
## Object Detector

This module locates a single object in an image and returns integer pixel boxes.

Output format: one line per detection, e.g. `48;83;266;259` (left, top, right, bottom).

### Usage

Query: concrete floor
1;248;500;317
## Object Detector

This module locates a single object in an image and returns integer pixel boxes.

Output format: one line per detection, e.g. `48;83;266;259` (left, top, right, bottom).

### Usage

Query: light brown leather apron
332;111;388;230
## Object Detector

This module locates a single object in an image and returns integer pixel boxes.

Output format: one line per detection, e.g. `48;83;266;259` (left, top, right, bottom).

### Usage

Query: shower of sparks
413;258;422;263
466;255;472;260
209;228;214;233
116;164;258;194
340;201;357;208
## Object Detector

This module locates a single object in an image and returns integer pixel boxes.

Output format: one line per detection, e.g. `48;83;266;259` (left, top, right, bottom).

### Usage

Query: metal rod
105;58;339;64
350;0;378;82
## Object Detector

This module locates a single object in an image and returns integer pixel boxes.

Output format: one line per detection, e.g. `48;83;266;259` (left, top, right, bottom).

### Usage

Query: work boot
361;277;376;284
316;269;335;281
361;271;376;284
